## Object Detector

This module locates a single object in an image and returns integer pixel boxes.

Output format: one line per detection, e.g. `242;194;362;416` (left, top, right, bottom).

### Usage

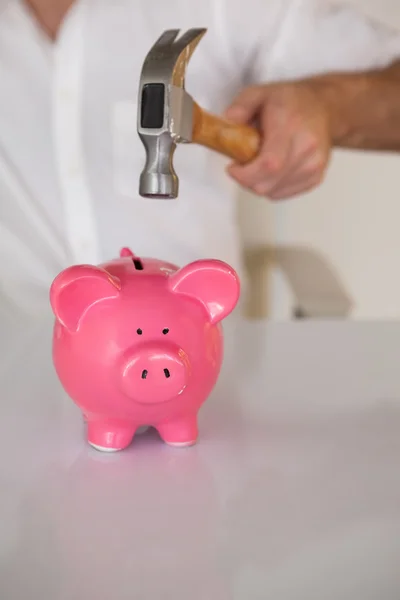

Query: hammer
137;28;261;199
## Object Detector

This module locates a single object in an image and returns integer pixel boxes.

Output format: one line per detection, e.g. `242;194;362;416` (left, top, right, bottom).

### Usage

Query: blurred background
240;0;400;321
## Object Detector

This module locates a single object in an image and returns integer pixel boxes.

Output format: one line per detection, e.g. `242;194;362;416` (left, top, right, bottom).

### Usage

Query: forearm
311;60;400;152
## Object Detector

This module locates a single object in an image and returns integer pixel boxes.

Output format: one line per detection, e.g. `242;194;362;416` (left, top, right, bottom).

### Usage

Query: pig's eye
162;328;169;335
137;328;143;335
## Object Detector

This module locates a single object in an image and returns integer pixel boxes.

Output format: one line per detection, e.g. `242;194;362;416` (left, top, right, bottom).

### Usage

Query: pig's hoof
157;418;198;448
165;439;197;448
87;423;135;451
89;442;123;453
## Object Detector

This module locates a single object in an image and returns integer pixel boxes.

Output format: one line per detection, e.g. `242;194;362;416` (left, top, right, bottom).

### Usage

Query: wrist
307;72;373;147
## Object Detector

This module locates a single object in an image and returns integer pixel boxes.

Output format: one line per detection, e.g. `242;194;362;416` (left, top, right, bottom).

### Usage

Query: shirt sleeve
244;0;400;83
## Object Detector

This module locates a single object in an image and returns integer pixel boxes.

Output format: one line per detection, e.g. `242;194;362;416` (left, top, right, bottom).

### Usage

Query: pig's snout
120;342;189;403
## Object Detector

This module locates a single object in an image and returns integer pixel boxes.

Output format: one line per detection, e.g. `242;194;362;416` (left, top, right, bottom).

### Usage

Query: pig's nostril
141;369;171;379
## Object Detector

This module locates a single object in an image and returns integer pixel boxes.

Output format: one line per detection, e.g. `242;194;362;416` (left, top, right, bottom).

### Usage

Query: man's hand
225;60;400;200
224;81;332;200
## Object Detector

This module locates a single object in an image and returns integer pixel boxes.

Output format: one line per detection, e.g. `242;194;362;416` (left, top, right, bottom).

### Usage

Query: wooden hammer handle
192;102;261;163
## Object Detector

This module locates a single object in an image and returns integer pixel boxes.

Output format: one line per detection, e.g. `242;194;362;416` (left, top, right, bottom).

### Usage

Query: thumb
223;86;266;124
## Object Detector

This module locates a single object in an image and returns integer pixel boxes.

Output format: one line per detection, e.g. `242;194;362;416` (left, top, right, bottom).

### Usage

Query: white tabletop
1;315;400;600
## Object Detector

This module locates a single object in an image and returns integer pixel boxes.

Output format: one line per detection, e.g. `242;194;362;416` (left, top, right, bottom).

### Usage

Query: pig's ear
168;259;240;324
120;247;134;258
50;265;121;332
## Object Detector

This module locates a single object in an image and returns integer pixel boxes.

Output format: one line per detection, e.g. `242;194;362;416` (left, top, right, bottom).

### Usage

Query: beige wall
239;1;400;320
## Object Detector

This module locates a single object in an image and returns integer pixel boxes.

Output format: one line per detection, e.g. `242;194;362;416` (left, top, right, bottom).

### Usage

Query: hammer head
137;28;207;199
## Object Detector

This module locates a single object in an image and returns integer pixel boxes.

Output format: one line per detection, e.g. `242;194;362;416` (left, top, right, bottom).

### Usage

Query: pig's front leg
86;419;137;452
157;415;199;447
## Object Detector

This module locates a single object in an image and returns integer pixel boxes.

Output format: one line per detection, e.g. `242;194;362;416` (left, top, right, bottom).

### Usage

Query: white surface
1;0;400;317
273;150;400;320
1;316;400;599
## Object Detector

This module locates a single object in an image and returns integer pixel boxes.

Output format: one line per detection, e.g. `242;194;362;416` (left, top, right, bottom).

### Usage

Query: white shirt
1;0;400;318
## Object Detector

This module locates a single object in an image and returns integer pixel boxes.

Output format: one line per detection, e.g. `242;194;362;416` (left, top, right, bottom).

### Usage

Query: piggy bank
50;248;240;452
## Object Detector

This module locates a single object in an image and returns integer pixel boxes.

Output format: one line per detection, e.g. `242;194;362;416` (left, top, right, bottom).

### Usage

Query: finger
267;164;326;200
223;86;266;124
228;134;303;194
225;87;291;179
250;146;327;197
227;128;292;187
258;129;319;185
267;174;324;200
228;115;295;189
228;100;300;191
250;135;316;194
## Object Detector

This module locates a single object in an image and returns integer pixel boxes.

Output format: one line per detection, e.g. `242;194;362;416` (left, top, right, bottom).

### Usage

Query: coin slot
133;258;143;270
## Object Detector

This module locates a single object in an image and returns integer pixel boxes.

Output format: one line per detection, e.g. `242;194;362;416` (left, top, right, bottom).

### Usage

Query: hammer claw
151;29;181;49
146;28;206;66
172;28;207;54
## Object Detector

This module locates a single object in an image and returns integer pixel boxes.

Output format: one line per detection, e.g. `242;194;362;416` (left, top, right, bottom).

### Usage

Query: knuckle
265;183;284;199
295;130;320;156
260;156;283;173
302;141;319;157
252;185;267;197
312;168;327;186
303;172;325;192
314;159;326;173
253;181;274;196
288;113;303;131
268;191;282;200
302;162;322;178
301;155;326;178
269;189;289;201
303;168;317;180
302;130;319;148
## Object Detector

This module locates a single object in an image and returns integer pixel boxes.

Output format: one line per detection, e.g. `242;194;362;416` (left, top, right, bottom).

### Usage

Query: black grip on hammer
140;83;165;129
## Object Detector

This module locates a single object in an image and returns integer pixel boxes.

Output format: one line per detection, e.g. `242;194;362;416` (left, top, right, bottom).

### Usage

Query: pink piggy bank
50;248;240;452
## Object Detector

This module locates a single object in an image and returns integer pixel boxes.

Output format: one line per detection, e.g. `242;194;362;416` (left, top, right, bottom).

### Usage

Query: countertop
1;315;400;599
